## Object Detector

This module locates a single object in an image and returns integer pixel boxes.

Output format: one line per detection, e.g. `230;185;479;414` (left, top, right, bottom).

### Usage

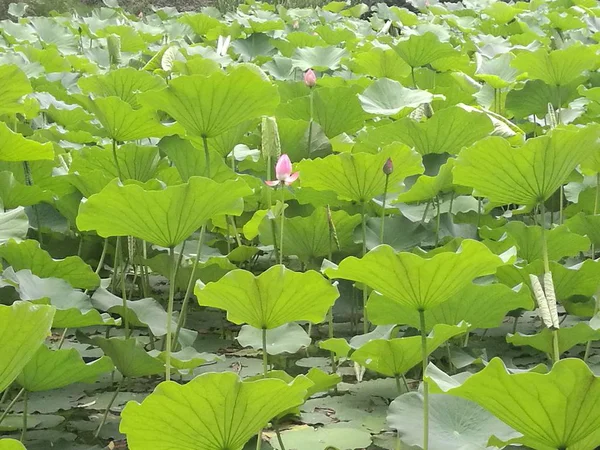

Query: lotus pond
1;0;600;449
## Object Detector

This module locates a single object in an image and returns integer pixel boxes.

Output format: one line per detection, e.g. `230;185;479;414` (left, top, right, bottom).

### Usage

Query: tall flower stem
165;246;176;381
266;156;280;261
20;391;28;443
418;309;429;450
173;226;206;350
380;174;390;244
0;388;24;427
361;201;369;334
540;202;560;363
307;90;314;158
202;135;211;177
279;187;285;266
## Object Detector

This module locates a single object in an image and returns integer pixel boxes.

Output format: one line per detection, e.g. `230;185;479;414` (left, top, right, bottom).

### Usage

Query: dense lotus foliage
1;0;600;449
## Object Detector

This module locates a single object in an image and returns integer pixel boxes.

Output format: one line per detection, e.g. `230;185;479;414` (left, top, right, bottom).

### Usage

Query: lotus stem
266;156;280;262
279;187;285;266
418;309;429;450
361;201;369;334
435;195;441;247
552;329;560;364
0;388;25;427
174;226;205;350
307;90;314;158
112;139;123;181
395;374;402;395
592;173;600;259
262;327;268;377
57;328;68;349
95;238;109;275
202;135;211;177
420;200;431;225
165;246;176;381
94;378;124;438
584;288;600;362
121;246;130;338
327;206;337;375
20;390;28;443
275;423;287;450
411;67;417;88
380;174;390;244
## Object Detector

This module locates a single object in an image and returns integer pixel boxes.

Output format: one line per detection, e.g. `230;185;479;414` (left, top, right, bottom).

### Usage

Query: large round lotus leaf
16;346;113;392
196;265;339;329
511;43;596;86
388;392;521;449
351;323;467;377
120;372;308;450
77;176;252;248
237;323;311;355
0;439;27;450
296;143;423;203
368;282;533;329
454;125;600;207
427;357;600;450
326;240;502;311
393;32;459;68
358;78;437;116
0;122;54;162
139;66;279;138
0;301;55;392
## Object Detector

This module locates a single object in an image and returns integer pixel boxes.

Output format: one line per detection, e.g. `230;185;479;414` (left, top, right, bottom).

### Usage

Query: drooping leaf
16;346;113;392
196;265;339;329
297;143;423;202
427;358;600;450
77;177;252;247
396;159;455;203
351;323;467;377
237;323;311;355
358;78;437;116
0;207;28;244
368;282;533;329
88;336;165;378
507;323;600;356
0;301;55;392
120;372;308;450
388;392;520;450
0;122;54;162
327;240;502;311
453;125;600;206
140;66;279;138
0;239;99;290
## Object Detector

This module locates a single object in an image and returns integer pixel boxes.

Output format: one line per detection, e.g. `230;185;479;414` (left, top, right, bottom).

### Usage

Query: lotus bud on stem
380;158;393;245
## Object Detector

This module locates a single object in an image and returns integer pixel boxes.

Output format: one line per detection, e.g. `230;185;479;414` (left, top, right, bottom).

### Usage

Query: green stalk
267;156;280;262
262;328;269;377
592;173;600;259
380;174;390;245
361;201;369;334
112;139;123;181
279;187;285;266
165;246;176;381
584;289;600;362
275;422;287;450
94;378;124;438
327;206;337;375
418;309;429;450
411;67;417;88
420;200;431;225
20;391;28;443
120;247;130;338
173;226;206;349
23;161;43;245
540;202;560;363
307;90;314;158
434;195;441;247
0;388;25;427
395;374;402;395
95;238;109;275
57;328;68;349
202;135;211;177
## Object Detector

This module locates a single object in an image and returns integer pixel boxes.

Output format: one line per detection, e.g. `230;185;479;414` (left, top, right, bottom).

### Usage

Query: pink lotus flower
265;154;299;187
304;69;317;88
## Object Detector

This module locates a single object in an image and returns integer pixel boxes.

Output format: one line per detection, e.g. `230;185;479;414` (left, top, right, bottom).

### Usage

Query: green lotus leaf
427;357;600;450
351;323;467;377
0;239;99;290
196;265;339;329
16;346;113;392
453;125;600;206
297;143;423;202
274;118;330;161
291;46;348;71
386;106;494;155
0;122;54;162
78;68;165;108
258;208;361;263
319;337;352;359
89;336;165;378
76;96;179;142
178;13;222;36
273;426;372;450
365;215;429;252
393;32;459;69
474;52;518;89
486;221;590;263
0;64;32;116
0;171;53;209
0;301;55;392
0;439;26;450
158;136;235;182
139;66;279;138
326;239;502;311
511;43;596;86
505;79;579;119
350;48;412;82
388;392;520;449
313;86;370;138
77;177;252;247
368;282;533;329
120;372;308;450
396;159;454;203
148;347;222;370
237;323;311;355
358;78;437;116
564;213;600;246
507;322;600;356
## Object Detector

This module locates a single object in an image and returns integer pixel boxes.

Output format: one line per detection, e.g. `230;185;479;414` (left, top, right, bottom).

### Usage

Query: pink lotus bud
383;158;393;175
265;154;299;187
304;69;317;88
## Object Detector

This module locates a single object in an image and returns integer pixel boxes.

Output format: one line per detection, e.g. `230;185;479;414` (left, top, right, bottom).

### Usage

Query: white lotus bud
543;271;560;329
